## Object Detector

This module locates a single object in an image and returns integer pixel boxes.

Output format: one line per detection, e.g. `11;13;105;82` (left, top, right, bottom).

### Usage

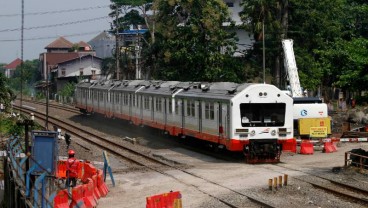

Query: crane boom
282;39;303;97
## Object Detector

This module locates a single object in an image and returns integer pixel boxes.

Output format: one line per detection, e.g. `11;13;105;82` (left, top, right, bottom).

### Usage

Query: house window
144;96;150;110
91;70;96;76
187;100;195;117
155;98;162;112
80;68;84;76
61;68;66;76
205;102;215;120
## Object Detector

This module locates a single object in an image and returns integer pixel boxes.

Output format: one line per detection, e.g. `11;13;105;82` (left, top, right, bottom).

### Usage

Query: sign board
310;127;327;138
31;131;58;175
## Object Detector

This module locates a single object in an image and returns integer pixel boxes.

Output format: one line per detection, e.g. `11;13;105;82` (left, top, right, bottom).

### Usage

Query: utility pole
20;0;24;108
115;5;120;80
262;19;266;84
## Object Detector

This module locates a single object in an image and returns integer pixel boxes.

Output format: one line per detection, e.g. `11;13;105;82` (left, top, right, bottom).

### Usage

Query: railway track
16;99;81;114
271;164;368;206
14;103;277;208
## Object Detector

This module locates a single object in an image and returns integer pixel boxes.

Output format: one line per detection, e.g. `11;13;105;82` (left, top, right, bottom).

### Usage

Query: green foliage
355;95;368;105
0;115;24;136
151;0;241;82
0;72;15;111
316;38;368;91
8;59;41;95
59;82;76;97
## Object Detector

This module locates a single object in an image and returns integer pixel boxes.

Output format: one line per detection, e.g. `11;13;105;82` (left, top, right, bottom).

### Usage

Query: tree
9;59;41;95
111;0;157;79
288;0;367;98
240;0;289;87
0;72;15;111
316;38;368;93
151;0;241;82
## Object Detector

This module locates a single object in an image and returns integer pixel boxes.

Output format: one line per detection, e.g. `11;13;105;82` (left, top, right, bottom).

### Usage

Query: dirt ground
95;142;368;208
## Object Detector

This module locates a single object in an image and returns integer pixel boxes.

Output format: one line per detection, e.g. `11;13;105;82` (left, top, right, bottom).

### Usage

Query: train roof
175;82;255;101
77;80;273;101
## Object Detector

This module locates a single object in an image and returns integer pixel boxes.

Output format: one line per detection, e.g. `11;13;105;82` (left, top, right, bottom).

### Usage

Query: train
74;80;295;163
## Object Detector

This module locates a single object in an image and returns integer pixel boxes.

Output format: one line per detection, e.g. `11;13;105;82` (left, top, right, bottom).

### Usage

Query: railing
344;151;368;172
4;135;65;208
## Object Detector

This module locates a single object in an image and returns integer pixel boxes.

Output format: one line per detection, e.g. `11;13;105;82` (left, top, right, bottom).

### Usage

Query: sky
0;0;112;64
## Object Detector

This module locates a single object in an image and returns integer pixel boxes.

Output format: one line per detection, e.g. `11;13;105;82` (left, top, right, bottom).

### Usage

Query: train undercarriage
243;139;282;163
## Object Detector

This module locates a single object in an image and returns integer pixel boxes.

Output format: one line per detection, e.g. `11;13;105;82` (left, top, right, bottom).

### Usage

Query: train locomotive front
229;84;294;163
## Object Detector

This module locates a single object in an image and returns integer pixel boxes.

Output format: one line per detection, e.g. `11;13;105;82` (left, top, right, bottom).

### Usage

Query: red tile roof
45;37;74;49
78;41;90;47
44;53;80;65
5;58;22;69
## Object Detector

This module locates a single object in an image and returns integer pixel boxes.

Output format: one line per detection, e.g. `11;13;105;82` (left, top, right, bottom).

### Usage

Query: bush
355;95;368;106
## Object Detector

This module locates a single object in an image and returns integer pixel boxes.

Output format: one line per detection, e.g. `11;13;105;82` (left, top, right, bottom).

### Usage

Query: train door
97;90;100;111
105;91;108;114
222;103;230;139
218;102;222;137
129;93;132;119
181;99;186;130
151;96;155;121
164;97;167;127
140;95;143;122
198;100;202;133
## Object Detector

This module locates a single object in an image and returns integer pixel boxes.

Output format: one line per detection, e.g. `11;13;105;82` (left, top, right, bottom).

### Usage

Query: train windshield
240;103;286;127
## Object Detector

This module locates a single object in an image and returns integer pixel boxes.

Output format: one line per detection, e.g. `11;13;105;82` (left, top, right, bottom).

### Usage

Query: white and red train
75;80;294;163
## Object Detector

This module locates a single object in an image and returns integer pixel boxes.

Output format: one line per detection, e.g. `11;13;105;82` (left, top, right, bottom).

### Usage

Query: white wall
57;56;102;78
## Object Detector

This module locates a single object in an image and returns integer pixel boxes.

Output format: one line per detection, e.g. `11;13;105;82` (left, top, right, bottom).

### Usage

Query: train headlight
250;130;255;136
271;130;276;136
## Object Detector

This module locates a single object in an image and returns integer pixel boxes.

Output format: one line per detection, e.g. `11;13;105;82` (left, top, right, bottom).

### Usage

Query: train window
124;94;129;105
175;100;180;115
115;93;120;104
168;100;172;114
131;94;136;107
187;100;195;117
98;92;103;101
144;96;150;110
205;102;215;120
240;103;286;127
155;98;162;112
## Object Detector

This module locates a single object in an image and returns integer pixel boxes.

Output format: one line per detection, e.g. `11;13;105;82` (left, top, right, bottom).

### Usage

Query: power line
0;5;110;17
0;16;110;33
0;30;105;42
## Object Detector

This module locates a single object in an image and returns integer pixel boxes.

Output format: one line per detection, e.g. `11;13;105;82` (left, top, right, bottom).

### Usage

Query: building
53;54;102;91
88;31;115;59
38;37;102;93
224;0;254;56
4;58;22;78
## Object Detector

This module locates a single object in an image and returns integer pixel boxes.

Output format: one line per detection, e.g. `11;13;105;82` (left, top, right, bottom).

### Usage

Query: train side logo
300;109;308;116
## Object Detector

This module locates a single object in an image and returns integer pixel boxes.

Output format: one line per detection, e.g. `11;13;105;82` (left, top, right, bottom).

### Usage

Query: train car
75;80;294;163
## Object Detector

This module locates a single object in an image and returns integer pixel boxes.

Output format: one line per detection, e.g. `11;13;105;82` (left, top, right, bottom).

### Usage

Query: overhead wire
0;30;107;42
0;16;110;33
0;5;110;17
